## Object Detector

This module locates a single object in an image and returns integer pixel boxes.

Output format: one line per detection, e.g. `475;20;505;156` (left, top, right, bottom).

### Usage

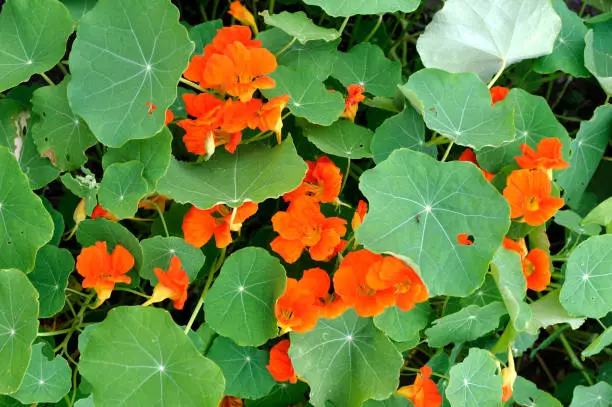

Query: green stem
338;16;350;35
401;366;449;380
487;59;506;88
269;0;275;12
37;327;74;337
340;158;351;194
441;141;454;162
40;72;55;86
65;287;89;298
558;331;593;385
179;77;207;93
212;0;219;19
56;63;68;76
143;199;169;237
114;287;151;298
555;114;582;122
275;37;296;57
551;77;572;110
363;14;383;42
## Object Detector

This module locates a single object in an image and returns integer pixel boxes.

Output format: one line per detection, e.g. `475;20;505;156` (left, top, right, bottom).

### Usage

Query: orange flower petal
490;86;510;105
182;207;215;248
266;340;298;384
523;248;551;292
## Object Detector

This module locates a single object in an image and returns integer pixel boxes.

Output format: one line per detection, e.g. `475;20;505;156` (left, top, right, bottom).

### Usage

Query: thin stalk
275;37;296;57
340;158;351;194
143;199;169;237
179;77;207;92
37;327;74;337
40;72;55;86
269;0;275;13
65;287;89;298
551;77;572;110
401;366;449;380
363;15;383;42
56;63;68;76
338;17;350;35
441;141;454;162
114;287;151;298
555;114;582;122
558;331;593;385
487;59;506;88
534;353;557;387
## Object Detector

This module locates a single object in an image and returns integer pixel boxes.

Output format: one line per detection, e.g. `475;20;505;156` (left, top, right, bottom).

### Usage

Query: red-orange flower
76;242;134;306
458;148;495;182
515;138;569;172
503;169;564;226
284;156;343;204
266;340;298;383
91;204;118;222
503;237;528;259
522;248;550;292
351;200;368;231
397;366;443;407
164;109;174;125
182;202;258;248
250;95;290;144
142;256;190;310
271;197;347;263
340;84;365;122
219;396;243;407
457;233;473;246
228;1;258;34
490;86;510;105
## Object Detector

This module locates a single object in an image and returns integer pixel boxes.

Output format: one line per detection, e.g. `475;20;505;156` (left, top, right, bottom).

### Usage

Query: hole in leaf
457;233;474;246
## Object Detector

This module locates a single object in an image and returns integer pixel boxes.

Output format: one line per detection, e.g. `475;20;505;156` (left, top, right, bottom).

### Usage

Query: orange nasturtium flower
164;109;174;125
284;156;343;203
271;197;347;263
266;340;298;383
522;248;551;292
228;1;258;34
91;204;119;222
501;348;517;403
397;366;443;407
183;202;258;249
515;137;569;172
340;84;366;122
249;95;290;144
503;169;564;226
490;86;510;105
351;200;368;231
142;256;190;310
458;148;495;182
218;396;243;407
76;242;134;307
503;237;528;259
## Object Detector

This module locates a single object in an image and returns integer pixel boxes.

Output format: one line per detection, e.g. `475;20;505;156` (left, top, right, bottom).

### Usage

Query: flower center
526;196;540;211
358;283;376;297
523;259;535;277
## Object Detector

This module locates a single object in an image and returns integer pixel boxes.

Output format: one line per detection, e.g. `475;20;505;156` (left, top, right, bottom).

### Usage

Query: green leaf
67;0;194;146
490;248;533;332
446;348;503;407
331;43;402;97
290;309;403;407
0;0;73;92
301;0;420;17
98;161;148;219
190;20;223;54
373;302;430;345
158;137;307;209
476;88;570;173
425;302;506;347
263;66;345;125
569;382;612;407
371;107;436;164
400;69;515;149
19;130;60;190
0;146;54;272
206;336;276;399
582;326;612;357
30;76;97;171
560;234;612;319
554;210;601;236
27;245;74;318
533;0;590;77
261;11;339;43
79;306;225;407
513;377;562;407
140;236;205;283
0;268;39;393
61;0;97;22
245;382;309;407
74;395;95;407
356;149;510;296
11;343;71;404
584;19;612;95
362;394;412;407
303;120;373;159
558;105;612;209
41;198;64;246
583;196;612;226
459;275;502;308
60;170;98;215
76;218;143;273
530;290;585;331
205;247;286;347
587;0;612;12
416;0;561;81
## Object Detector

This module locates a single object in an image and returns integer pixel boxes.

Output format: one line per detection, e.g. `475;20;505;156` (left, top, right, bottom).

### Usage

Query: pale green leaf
569;382;612;407
584;19;612;95
301;0;420;17
303;120;373;159
582;327;612;357
261;11;339;43
362;394;412;407
28;245;74;318
373;302;430;345
98;161;148;219
583;196;612;226
513;376;562;407
61;0;97;22
446;348;503;407
140;236;205;283
554;210;601;236
290;309;403;407
530;290;585;331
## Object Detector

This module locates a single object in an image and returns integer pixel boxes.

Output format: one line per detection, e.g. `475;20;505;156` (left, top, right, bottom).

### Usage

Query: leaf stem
269;0;275;12
338;16;350;35
37;327;74;337
551;77;572;110
65;287;89;298
401;366;449;380
557;330;593;385
441;141;454;162
275;37;296;57
114;287;151;298
179;77;208;93
56;63;68;76
363;14;383;43
143;199;169;237
40;72;55;86
340;157;351;194
487;59;506;88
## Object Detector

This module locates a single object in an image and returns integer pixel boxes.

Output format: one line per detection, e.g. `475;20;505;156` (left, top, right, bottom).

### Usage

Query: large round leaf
140;236;205;283
261;11;339;43
560;234;612;319
0;146;54;272
205;247;286;346
290;309;403;407
245;381;310;407
400;69;515;149
584;19;612;95
569;382;612;407
27;245;74;318
303;120;373;159
158;137;307;209
446;348;502;407
0;269;39;393
301;0;420;17
356;149;510;296
513;377;562;407
79;306;225;407
97;161;148;219
373;302;430;345
0;0;73;92
68;0;194;146
416;0;561;81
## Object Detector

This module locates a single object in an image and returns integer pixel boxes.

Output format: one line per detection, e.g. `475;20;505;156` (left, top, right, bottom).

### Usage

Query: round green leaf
261;11;339;43
560;234;612;318
332;43;402;98
74;395;95;407
425;302;506;347
61;0;97;22
362;394;412;407
583;196;612;226
28;245;74;318
204;247;286;346
513;377;562;407
356;149;510;296
262;66;345;126
102;127;172;192
373;302;430;344
245;382;309;407
301;0;420;17
290;309;403;407
400;69;515;149
41;198;64;246
582;326;612;358
158;137;307;209
554;210;601;236
0;146;54;272
584;19;612;95
68;0;194;147
11;343;71;404
530;291;585;331
98;161;148;219
371;107;436;164
190;20;223;54
79;306;225;407
206;336;275;399
30;76;97;171
569;382;612;407
303;120;373;159
417;0;561;81
446;348;503;407
140;236;205;283
0;0;73;92
459;275;502;308
0;268;39;393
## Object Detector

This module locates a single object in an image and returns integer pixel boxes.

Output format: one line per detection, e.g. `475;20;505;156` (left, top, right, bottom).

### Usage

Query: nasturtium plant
1;0;611;406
